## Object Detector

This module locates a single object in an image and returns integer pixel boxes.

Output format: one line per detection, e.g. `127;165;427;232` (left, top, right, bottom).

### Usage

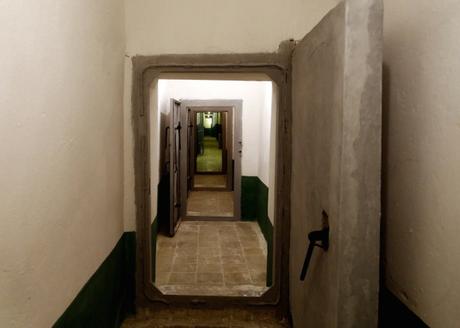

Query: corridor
5;0;452;327
197;136;222;172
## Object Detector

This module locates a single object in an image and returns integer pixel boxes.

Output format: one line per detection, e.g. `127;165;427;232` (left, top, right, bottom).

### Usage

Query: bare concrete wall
290;0;382;326
383;1;460;326
0;1;125;326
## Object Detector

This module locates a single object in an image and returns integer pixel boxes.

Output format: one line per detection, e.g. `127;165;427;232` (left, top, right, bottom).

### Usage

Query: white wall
259;83;277;223
125;0;340;55
0;1;125;327
123;0;340;231
159;79;271;175
383;1;460;327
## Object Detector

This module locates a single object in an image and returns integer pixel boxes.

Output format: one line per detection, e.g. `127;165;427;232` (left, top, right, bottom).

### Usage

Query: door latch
300;226;329;281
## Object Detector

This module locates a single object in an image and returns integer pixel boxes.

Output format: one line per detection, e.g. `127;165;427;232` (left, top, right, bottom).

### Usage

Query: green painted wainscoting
241;176;273;286
151;174;169;283
53;232;136;328
150;217;158;282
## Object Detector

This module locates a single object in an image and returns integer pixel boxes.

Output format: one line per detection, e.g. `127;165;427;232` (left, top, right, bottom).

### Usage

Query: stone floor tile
197;261;222;273
198;246;221;257
197;272;224;285
222;262;248;273
171;259;197;273
249;270;267;286
243;247;265;257
224;272;252;285
168;272;196;285
220;247;244;256
221;255;246;265
155;271;170;284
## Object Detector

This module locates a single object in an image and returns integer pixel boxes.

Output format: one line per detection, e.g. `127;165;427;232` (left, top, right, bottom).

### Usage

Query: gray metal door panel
290;1;382;327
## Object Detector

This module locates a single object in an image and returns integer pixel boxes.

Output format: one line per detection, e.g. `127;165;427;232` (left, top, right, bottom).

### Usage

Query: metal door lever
300;227;329;281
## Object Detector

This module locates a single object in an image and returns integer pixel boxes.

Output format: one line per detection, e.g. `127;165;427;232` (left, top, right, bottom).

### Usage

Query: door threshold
183;216;239;222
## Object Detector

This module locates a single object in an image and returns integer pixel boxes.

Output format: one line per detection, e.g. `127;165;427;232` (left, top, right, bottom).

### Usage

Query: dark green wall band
151;217;158;282
53;232;136;328
241;176;273;286
151;174;169;283
241;176;260;221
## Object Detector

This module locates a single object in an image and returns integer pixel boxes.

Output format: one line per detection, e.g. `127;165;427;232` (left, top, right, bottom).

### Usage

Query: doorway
151;80;275;298
181;101;241;221
132;2;382;320
192;110;230;190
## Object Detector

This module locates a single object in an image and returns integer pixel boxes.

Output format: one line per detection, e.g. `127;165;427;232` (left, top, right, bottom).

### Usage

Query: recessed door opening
186;106;236;219
133;2;381;320
149;76;278;297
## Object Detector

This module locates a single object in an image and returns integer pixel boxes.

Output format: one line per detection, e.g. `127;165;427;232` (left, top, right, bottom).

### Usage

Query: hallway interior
197;136;222;172
5;0;455;326
155;221;268;296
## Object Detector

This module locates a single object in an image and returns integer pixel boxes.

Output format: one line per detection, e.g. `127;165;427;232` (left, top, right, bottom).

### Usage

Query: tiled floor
197;136;222;172
187;191;234;217
155;221;269;297
122;306;290;327
194;174;227;188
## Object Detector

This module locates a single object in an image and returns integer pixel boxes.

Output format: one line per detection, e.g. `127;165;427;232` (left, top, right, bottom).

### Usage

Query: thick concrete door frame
290;0;382;327
134;62;291;308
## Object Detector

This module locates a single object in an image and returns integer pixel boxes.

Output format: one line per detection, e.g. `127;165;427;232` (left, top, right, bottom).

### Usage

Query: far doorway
184;103;240;221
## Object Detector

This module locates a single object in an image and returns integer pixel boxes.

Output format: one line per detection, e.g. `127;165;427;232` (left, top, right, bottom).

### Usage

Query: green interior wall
53;232;136;328
150;217;158;282
157;173;170;232
241;176;273;286
151;174;169;283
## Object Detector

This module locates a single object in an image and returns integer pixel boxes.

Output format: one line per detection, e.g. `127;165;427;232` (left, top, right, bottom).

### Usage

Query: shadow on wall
378;63;428;328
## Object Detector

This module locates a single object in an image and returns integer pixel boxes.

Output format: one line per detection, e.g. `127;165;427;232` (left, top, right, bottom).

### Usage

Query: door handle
300;227;329;281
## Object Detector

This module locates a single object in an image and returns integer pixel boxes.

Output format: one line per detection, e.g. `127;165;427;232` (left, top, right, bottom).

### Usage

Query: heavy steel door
290;0;383;327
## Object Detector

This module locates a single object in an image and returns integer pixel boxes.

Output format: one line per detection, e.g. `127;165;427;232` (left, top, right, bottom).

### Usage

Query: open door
290;0;382;327
169;99;182;236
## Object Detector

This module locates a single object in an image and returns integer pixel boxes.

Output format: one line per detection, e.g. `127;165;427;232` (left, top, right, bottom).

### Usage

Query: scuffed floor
186;191;234;217
155;221;269;297
194;174;227;189
122;306;290;328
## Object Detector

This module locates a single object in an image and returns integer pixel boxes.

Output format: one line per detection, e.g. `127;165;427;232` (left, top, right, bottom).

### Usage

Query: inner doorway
152;79;276;298
183;102;240;220
193;111;228;190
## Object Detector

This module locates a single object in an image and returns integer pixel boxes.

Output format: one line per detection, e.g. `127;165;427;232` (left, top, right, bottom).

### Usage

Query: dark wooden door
169;99;182;236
